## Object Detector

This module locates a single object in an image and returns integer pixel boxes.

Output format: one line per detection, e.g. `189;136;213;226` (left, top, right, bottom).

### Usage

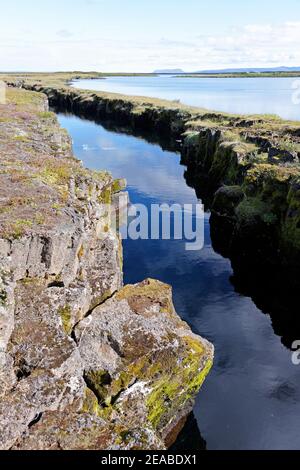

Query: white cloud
56;29;74;38
1;21;300;71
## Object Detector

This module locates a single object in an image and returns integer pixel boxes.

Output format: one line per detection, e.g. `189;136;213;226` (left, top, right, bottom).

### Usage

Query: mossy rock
212;185;245;217
281;180;300;265
112;178;127;194
75;279;214;444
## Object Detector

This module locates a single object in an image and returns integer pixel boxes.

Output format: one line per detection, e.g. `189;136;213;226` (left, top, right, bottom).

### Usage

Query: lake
57;112;300;450
73;75;300;121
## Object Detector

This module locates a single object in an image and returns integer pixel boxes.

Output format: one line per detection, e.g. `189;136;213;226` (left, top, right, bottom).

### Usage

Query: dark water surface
57;112;300;450
73;76;300;121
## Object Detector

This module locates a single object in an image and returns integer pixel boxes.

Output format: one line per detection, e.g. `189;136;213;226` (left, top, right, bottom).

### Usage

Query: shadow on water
229;270;300;350
170;413;207;451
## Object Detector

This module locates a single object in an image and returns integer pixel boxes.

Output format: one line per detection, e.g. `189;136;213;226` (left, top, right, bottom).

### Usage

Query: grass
38;111;55;119
4;219;34;239
6;87;44;108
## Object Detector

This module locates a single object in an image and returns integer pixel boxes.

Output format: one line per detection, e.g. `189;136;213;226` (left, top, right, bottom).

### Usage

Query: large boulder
75;279;214;448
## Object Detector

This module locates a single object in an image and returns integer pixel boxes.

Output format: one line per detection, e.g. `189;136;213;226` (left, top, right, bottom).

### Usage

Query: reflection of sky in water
57;113;300;450
64;116;197;204
73;76;300;121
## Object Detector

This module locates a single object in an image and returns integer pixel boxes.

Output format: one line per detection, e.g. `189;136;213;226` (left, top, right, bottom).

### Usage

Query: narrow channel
56;112;300;450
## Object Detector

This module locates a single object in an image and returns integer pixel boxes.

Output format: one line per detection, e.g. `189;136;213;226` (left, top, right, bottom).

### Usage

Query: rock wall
0;87;213;450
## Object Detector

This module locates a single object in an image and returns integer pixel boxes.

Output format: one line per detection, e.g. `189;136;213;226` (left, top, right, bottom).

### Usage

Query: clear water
73;76;300;121
57;112;300;450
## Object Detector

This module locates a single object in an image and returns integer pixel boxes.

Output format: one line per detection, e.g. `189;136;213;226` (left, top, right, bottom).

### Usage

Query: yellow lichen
58;305;72;335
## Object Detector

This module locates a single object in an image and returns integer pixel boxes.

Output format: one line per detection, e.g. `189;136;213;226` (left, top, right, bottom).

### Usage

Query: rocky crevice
11;78;299;285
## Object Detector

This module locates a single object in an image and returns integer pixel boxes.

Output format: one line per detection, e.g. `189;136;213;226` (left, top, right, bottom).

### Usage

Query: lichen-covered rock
0;270;16;397
11;406;165;450
75;279;214;447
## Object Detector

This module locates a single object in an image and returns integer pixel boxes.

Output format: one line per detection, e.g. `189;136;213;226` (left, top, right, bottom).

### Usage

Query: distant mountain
153;66;300;75
194;66;300;74
154;68;185;74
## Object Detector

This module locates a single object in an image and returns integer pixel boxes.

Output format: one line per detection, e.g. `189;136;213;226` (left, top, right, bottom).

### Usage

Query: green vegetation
4;219;33;239
58;305;72;335
0;289;7;306
236;197;278;225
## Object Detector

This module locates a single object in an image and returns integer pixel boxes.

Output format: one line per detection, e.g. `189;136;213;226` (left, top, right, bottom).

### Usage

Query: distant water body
73;75;300;121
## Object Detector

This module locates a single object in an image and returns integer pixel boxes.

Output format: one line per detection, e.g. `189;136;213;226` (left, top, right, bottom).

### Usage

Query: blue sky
1;0;300;71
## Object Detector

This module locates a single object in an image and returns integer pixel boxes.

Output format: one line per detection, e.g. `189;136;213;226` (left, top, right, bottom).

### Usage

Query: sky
1;0;300;72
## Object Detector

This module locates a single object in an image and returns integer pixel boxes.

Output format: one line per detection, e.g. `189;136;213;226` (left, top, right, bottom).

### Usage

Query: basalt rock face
0;87;213;450
183;127;300;283
18;83;191;140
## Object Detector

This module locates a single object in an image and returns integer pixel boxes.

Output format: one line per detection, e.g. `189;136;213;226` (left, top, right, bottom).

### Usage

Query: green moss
35;213;45;225
183;132;200;145
281;181;300;254
6;88;44;107
58;304;72;335
116;279;172;314
278;138;300;153
83;326;213;435
38;111;55;119
236;197;278;225
6;219;33;239
13;135;30;143
245;164;298;188
146;343;213;430
85;370;112;404
146;360;213;429
209;142;241;185
91;169;111;184
89;289;113;312
0;117;12;123
52;202;63;211
112;179;126;194
81;388;102;416
38;164;72;187
222;130;240;142
212;186;245;216
98;187;112;205
146;380;179;429
0;289;7;306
